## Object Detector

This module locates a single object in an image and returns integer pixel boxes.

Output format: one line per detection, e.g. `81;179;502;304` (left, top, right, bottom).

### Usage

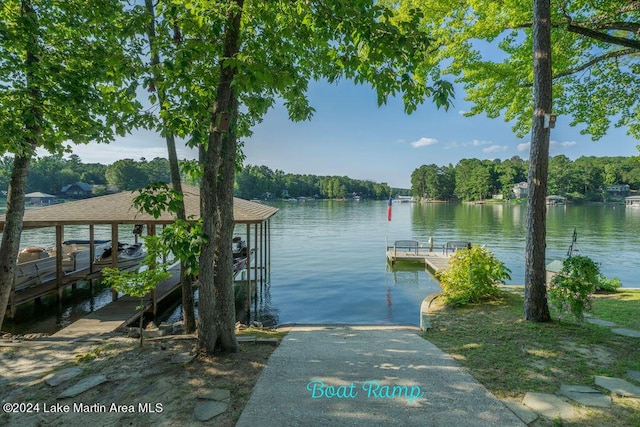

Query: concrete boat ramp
237;326;526;426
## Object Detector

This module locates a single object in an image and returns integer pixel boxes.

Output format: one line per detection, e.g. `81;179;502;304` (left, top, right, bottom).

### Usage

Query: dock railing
386;240;472;258
386;239;463;273
389;240;418;257
386;240;437;257
443;241;472;256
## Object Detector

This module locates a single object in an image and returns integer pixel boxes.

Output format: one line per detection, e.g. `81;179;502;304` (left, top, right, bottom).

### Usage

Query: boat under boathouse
0;184;279;321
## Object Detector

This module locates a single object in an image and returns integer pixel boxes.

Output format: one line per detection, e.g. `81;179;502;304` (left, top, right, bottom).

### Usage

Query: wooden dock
7;262;147;318
386;240;453;275
52;264;181;338
10;268;94;316
423;252;452;274
386;250;452;273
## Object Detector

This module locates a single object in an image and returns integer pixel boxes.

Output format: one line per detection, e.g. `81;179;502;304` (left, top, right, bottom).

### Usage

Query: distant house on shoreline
512;182;528;198
60;182;93;199
606;184;630;197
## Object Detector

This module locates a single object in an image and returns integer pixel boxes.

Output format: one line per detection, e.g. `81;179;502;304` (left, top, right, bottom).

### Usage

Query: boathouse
0;184;278;319
545;195;567;205
25;192;57;205
625;195;640;207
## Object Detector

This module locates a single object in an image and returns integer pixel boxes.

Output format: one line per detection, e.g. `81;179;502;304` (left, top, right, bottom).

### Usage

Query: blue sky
63;78;639;189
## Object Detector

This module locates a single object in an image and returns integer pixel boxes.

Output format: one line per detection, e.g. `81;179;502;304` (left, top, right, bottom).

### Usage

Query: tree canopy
0;0;142;155
0;0;143;330
395;0;640;140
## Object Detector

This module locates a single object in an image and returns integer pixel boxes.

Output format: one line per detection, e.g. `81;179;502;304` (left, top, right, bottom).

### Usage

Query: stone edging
419;292;443;331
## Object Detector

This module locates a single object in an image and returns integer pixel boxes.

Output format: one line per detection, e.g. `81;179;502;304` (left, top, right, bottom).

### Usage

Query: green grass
424;290;640;426
591;290;640;330
236;327;287;341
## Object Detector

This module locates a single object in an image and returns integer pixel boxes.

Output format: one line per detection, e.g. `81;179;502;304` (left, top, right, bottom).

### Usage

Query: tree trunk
525;0;552;322
0;1;41;331
0;153;34;331
213;95;240;352
144;0;196;334
168;133;196;334
198;0;243;354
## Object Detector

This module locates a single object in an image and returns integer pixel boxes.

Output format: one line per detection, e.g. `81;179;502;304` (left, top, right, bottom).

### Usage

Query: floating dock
423;253;452;274
386;249;451;274
386;240;468;274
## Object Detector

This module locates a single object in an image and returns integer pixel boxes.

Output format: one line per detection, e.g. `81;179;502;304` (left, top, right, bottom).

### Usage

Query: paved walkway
237;326;525;426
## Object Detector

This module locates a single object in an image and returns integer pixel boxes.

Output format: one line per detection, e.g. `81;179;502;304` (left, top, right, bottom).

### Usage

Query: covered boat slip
0;184;279;320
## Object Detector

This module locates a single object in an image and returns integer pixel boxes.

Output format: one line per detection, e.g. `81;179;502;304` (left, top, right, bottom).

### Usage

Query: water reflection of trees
410;203;526;244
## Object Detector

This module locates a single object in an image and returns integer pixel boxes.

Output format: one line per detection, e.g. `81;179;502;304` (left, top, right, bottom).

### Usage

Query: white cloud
410;137;439;148
559;140;577;147
445;139;493;150
483;145;508;154
549;140;578;153
517;142;530;152
469;139;491;147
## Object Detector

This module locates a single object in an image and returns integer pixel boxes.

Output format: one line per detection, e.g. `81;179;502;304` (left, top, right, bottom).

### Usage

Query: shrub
437;246;511;306
596;276;622;293
548;255;600;320
101;235;171;347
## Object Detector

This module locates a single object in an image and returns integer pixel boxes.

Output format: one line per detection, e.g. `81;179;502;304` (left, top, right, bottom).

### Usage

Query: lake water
2;199;639;332
252;200;639;327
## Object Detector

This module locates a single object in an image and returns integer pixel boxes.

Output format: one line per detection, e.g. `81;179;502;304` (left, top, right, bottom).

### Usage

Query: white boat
14;240;112;291
94;242;146;269
53;239;112;272
233;236;247;259
14;240;145;291
14;247;58;291
233;256;247;274
232;236;255;277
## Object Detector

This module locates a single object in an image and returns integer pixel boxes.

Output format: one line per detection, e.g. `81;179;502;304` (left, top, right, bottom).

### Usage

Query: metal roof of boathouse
0;185;278;231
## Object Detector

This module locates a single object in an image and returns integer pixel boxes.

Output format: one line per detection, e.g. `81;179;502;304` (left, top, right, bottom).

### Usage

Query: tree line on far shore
3;153;637;203
412;155;640;202
0;155;400;200
235;164;399;200
0;154;173;196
